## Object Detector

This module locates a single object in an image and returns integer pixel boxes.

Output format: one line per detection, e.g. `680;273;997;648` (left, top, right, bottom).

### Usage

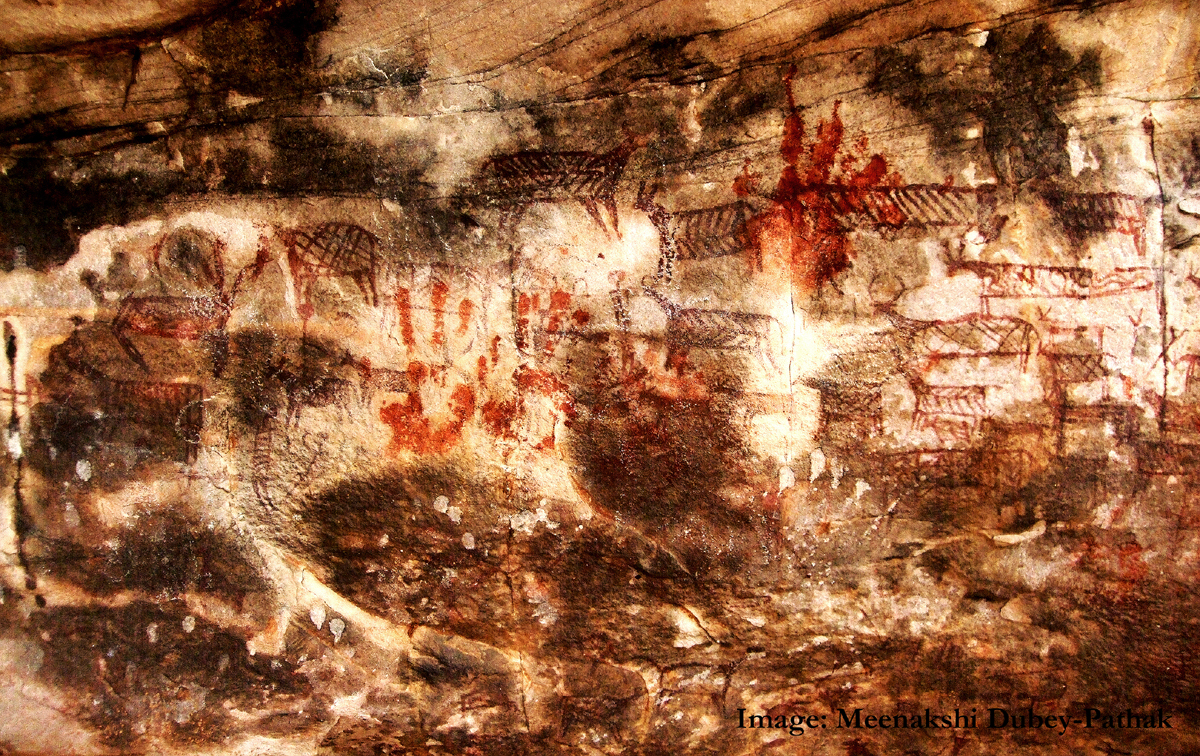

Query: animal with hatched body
1042;190;1149;256
881;308;1039;374
111;231;272;377
909;382;989;445
801;183;998;231
282;222;380;317
481;132;649;237
635;182;755;287
950;261;1155;302
640;286;784;370
80;376;205;463
247;350;410;511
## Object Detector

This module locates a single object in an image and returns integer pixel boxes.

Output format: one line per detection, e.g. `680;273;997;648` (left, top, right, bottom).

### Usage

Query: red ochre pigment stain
516;293;532;351
481;396;519;440
545;290;571;333
457;297;474;336
544;290;572;355
745;65;906;292
430;280;450;348
479;366;577;444
517;366;576;418
380;358;575;452
380;361;476;454
395;287;415;350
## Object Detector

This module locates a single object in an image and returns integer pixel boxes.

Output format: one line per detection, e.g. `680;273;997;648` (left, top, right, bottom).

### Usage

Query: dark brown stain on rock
869;22;1103;188
33;602;311;748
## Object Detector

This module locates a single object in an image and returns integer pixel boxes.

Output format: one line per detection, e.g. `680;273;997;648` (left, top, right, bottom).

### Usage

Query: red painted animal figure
113;295;231;375
112;232;271;377
884;310;1039;373
1042;191;1148;256
284;223;380;316
910;382;988;445
348;358;413;401
807;184;992;230
636;182;754;286
482;133;648;237
951;261;1154;303
880;447;1036;499
642;286;783;370
803;350;899;439
251;421;324;510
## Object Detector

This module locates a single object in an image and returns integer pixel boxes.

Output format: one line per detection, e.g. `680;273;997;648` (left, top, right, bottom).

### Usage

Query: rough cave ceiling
1;0;1199;753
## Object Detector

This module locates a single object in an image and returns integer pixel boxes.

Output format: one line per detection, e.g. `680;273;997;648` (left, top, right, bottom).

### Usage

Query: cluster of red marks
379;362;477;454
395;288;416;350
629;342;709;402
430;280;450;349
543;290;572;354
481;366;577;450
516;288;578;358
525;367;577;450
515;292;535;352
1075;535;1150;596
382;285;582;455
744;65;905;292
395;282;478;353
384;361;575;454
480;394;519;440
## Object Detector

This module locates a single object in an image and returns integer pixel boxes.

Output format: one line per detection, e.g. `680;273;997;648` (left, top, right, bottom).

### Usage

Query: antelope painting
480;133;648;237
111;231;269;377
641;286;783;370
635;182;755;287
283;222;380;317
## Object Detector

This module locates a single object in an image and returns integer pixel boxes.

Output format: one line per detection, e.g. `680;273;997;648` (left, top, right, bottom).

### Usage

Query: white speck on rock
64;504;80;528
329;691;368;717
1001;597;1032;624
524;578;558;625
329;617;346;643
310;605;326;630
855;480;872;499
809;449;826;482
447;506;462;524
146;623;158;644
75;459;92;482
433;495;449;514
532;599;558;626
670;609;706;648
171;682;207;724
462;532;475;550
182;615;195;633
779;466;796;492
509;508;553;534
